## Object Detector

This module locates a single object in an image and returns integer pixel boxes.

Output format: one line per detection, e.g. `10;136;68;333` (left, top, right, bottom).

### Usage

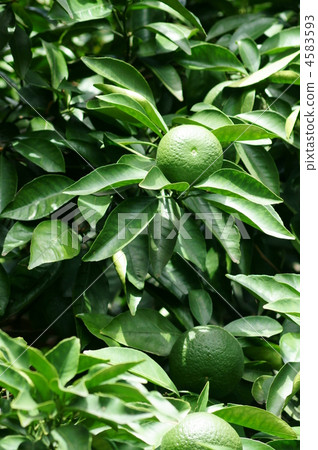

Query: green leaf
235;144;280;195
279;333;300;363
237;38;260;73
184;196;241;263
177;43;247;74
50;425;92;450
145;22;194;54
148;64;183;101
82;56;155;105
101;309;182;356
159;0;205;33
224;316;283;338
83;197;158;262
13;139;65;172
65;164;148;196
263;298;300;315
195;381;210;412
285;107;300;139
252;375;274;405
230;51;300;87
267;363;300;416
241;438;274;449
9;26;32;79
43;41;68;89
195;169;282;205
139;166;189;192
149;197;180;277
212;124;274;144
77;313;113;344
261;27;300;54
0;265;10;316
85;347;178;394
267;440;300;449
204;193;294;240
123;234;149;290
226;274;300;303
229;17;277;52
1;175;73;221
51;0;111;22
96;85;168;134
268;70;300;85
0;154;17;213
78;195;111;228
237;110;299;147
2;222;33;256
29;220;80;270
175;215;207;272
213;405;297;439
207;14;260;40
45;337;80;385
189;290;212;325
117;154;155;171
187;109;233;130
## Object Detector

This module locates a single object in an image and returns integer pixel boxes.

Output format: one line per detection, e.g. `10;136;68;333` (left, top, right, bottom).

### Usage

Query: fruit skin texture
169;326;244;398
156;124;223;184
161;412;242;450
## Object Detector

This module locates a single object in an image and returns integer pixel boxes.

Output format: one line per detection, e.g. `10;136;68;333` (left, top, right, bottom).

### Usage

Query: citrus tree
0;0;300;448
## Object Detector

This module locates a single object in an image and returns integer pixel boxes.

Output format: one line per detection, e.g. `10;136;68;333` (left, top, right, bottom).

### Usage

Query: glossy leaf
149;197;180;277
159;0;205;33
242;438;273;449
212;124;274;144
85;347;178;394
229;17;277;52
145;22;193;54
65;164;148;196
184;196;241;263
78;195;111;228
123;234;149;290
195;169;282;205
148;64;183;101
1;175;73;221
237;38;260;73
195;381;210;412
101;309;182;356
139;166;189;192
267;362;300;416
175;215;207;271
29;220;80;269
13;139;65;173
83;197;158;262
230;51;300;87
50;425;91;450
237;110;299;147
207;14;260;40
46;337;80;385
235;144;280;195
226;274;300;303
252;375;274;405
285;107;300;139
0;154;17;213
279;333;300;363
177;43;247;74
82;56;155;105
204;193;294;240
2;222;33;256
9;26;32;79
189;290;212;325
43;41;68;89
263;299;300;315
77;313;113;344
261;27;300;54
51;0;111;22
224;316;283;338
213;405;297;439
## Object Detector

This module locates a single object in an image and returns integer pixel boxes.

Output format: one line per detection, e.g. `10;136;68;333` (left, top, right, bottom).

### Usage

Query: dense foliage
0;0;300;448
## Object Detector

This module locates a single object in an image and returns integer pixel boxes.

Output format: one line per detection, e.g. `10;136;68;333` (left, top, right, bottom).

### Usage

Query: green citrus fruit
169;326;244;398
161;412;242;450
156;124;223;184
